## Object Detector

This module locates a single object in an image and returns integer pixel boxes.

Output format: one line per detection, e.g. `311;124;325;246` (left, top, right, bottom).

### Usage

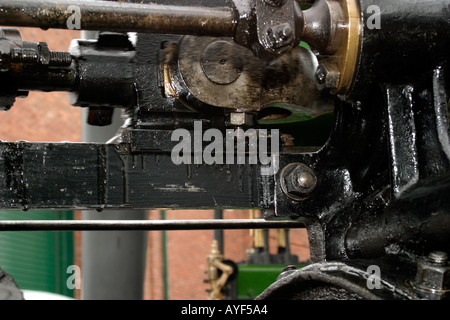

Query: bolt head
297;171;314;189
414;252;450;293
266;23;294;50
315;62;341;90
315;67;327;85
280;163;317;201
229;112;254;127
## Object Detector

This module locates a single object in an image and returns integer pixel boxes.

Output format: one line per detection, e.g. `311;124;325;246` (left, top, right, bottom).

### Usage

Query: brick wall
145;209;310;300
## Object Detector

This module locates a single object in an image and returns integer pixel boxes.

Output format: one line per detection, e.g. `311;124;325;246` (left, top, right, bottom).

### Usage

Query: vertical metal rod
264;229;270;254
214;209;224;254
284;229;291;259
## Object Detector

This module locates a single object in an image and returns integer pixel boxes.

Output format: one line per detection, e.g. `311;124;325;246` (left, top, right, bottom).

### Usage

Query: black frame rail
0;142;268;211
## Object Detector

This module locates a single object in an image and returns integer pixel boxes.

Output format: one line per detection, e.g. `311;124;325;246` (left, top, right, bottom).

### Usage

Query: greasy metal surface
349;0;450;101
0;0;323;59
0;219;305;231
302;0;345;55
271;65;450;265
0;0;236;37
255;0;303;55
175;36;334;113
176;36;264;112
0;29;24;111
264;0;450;267
385;84;419;197
256;256;421;300
345;175;450;259
279;162;317;201
413;252;450;298
200;40;243;85
0;142;264;210
68;34;136;108
308;0;360;95
0;27;77;110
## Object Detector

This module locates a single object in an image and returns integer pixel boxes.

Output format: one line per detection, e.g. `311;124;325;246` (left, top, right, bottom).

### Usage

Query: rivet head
297;171;314;189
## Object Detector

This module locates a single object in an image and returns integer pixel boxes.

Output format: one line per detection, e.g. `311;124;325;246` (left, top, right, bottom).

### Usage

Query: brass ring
334;0;361;95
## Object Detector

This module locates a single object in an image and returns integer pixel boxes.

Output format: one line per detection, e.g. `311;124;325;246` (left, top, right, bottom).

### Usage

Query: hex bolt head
280;163;317;201
315;67;327;85
229;112;254;127
315;62;341;91
414;251;450;295
266;23;294;50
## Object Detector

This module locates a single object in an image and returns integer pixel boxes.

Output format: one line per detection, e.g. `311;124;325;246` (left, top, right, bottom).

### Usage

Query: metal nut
229;112;254;127
315;61;341;90
266;23;295;50
280;163;317;201
414;251;450;295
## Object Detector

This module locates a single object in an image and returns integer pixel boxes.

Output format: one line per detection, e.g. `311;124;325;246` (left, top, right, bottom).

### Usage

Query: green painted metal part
256;36;334;148
259;111;334;147
236;264;305;300
0;211;74;298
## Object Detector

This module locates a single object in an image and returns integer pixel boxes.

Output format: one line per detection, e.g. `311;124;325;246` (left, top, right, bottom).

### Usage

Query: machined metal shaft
0;219;305;231
0;0;237;37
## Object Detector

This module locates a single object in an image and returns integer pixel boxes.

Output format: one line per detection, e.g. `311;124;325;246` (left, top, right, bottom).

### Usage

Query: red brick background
145;209;310;300
1;28;310;300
